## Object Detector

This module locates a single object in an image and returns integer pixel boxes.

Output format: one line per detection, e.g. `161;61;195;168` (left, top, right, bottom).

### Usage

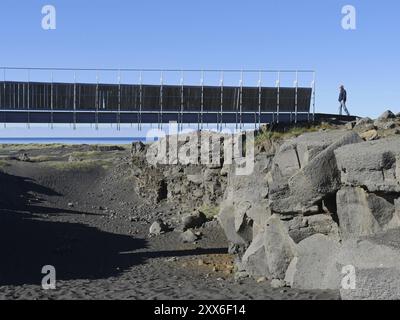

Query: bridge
0;67;317;130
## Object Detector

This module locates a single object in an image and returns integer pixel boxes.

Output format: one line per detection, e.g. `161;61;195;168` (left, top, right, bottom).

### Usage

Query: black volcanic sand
0;144;339;300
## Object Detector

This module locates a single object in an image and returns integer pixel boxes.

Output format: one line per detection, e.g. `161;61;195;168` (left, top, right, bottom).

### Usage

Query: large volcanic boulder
286;230;400;300
218;153;272;249
286;214;340;243
353;117;375;133
268;131;362;214
339;229;400;300
284;234;341;290
337;187;400;239
335;137;400;193
241;215;297;279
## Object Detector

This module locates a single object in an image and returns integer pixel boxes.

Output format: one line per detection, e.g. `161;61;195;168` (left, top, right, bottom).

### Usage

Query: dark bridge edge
0;111;356;125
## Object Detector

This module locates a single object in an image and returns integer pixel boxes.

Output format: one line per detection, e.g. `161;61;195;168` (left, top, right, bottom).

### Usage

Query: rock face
353;112;400;138
337;187;400;239
131;141;146;155
286;229;400;300
132;131;229;211
284;234;341;290
240;232;269;277
373;110;400;132
218;153;271;248
354;117;375;133
219;130;362;281
286;214;340;243
214;121;400;297
241;215;297;279
268;131;362;214
335;137;400;193
377;110;396;121
132;117;400;298
339;229;400;300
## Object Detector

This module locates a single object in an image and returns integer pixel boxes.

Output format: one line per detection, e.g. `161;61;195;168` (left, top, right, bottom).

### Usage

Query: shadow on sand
0;171;148;286
0;171;228;287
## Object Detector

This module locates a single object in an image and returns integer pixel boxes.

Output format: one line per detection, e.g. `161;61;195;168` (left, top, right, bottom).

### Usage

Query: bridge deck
0;109;312;125
0;110;355;126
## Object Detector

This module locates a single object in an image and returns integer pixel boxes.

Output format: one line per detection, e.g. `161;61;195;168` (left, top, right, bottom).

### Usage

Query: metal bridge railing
0;67;316;131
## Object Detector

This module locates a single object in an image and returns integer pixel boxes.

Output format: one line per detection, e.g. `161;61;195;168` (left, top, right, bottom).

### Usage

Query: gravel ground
0;144;339;300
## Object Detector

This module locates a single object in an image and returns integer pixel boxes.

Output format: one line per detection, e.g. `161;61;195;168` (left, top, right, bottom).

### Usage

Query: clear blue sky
0;0;399;137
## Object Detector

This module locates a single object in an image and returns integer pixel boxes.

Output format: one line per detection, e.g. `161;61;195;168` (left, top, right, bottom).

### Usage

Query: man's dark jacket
339;89;347;102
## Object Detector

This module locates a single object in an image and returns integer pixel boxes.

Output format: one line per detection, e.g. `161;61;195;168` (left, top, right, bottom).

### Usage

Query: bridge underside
0;110;311;124
0;111;357;126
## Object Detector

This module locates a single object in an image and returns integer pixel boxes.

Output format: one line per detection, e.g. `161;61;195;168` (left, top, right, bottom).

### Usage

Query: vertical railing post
13;81;15;110
200;70;204;131
235;88;238;130
239;70;243;130
50;72;54;129
2;68;5;109
197;72;200;131
73;72;77;130
43;82;46;111
17;83;20;110
118;70;121;131
276;71;280;124
180;71;184;132
95;72;99;130
139;71;143;131
160;71;163;129
39;82;41;109
220;71;224;132
258;71;262;128
27;69;30;129
3;68;6;128
12;80;14;110
294;71;298;124
312;71;316;122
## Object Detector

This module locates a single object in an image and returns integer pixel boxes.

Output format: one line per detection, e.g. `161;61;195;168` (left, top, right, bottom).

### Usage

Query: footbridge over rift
0;67;323;130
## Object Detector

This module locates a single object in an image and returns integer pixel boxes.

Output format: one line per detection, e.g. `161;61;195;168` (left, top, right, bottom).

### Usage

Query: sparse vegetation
0;143;65;151
68;151;104;160
198;204;220;219
29;155;60;163
39;159;113;171
255;122;335;146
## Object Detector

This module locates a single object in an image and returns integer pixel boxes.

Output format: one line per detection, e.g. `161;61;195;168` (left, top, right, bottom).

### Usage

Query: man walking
338;85;350;116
